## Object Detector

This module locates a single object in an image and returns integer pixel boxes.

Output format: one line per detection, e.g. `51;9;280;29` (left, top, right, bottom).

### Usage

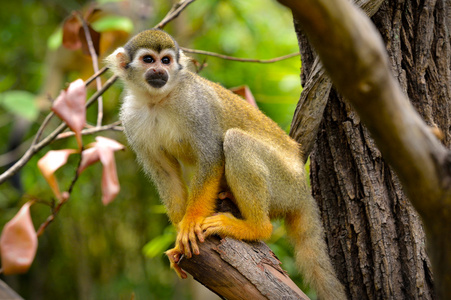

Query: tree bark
174;198;310;299
178;236;309;300
284;0;450;299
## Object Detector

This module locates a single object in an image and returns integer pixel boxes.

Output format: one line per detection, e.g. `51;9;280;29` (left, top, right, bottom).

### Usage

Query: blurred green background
0;0;307;299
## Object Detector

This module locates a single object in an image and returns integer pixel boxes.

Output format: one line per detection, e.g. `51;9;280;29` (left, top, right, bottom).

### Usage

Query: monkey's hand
165;246;187;279
176;216;205;258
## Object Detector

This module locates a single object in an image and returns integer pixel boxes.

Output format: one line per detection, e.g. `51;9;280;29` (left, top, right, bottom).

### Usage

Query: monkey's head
106;29;184;99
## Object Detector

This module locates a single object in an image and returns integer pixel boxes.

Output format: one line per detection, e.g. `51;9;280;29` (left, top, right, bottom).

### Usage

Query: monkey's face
127;48;181;94
106;46;182;101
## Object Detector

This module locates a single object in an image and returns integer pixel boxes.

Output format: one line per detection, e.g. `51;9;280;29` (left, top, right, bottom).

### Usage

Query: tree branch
182;47;299;63
177;197;310;300
0;280;23;300
76;12;104;127
179;236;309;300
289;0;385;161
154;0;197;30
278;0;451;298
0;75;117;185
56;121;123;140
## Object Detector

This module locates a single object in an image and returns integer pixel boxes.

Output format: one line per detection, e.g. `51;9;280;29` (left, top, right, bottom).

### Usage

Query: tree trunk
291;0;450;299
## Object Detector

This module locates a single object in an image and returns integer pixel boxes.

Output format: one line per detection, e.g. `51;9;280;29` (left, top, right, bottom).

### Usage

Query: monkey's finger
180;232;192;258
190;240;200;256
176;234;187;259
188;221;202;255
195;223;204;243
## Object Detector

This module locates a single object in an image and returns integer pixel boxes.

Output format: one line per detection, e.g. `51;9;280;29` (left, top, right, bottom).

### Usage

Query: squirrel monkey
107;29;346;299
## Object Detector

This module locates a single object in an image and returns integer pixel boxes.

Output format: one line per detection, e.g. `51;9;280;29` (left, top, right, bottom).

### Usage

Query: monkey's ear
105;47;130;76
179;51;196;72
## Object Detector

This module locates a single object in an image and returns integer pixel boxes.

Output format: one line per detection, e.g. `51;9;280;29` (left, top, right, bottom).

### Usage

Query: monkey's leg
202;129;276;241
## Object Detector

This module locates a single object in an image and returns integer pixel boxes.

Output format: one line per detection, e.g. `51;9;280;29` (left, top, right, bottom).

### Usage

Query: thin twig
33;111;55;145
85;66;108;86
0;75;118;185
85;75;118;107
181;47;300;63
0;136;34;167
155;0;196;29
77;12;104;127
36;148;84;237
56;121;123;140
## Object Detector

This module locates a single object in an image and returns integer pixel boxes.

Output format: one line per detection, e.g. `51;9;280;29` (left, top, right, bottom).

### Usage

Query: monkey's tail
285;197;347;300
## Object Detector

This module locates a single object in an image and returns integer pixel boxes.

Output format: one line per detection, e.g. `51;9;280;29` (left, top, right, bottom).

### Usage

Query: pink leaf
37;149;77;201
0;202;38;275
52;79;86;149
98;147;120;206
78;137;124;205
96;137;124;205
78;147;100;174
95;136;125;151
230;85;258;108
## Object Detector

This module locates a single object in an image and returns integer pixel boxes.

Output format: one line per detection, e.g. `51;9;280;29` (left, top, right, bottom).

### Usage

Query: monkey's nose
146;70;168;88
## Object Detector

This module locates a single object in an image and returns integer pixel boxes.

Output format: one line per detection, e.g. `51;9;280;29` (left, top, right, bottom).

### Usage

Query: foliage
0;0;304;299
182;0;301;130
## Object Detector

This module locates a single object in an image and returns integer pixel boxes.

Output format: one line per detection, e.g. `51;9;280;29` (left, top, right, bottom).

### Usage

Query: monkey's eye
161;56;171;65
142;55;155;63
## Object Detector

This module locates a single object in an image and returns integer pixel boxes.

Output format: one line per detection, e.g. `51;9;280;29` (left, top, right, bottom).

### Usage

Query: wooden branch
0;280;23;300
154;0;196;30
178;236;309;300
289;0;385;161
181;47;300;64
289;59;332;161
0;75;117;185
174;197;310;299
76;12;104;126
278;0;451;298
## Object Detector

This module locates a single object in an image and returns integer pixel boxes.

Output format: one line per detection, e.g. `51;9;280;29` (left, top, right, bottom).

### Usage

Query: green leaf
0;90;39;121
142;227;176;258
47;27;63;51
91;16;134;33
0;75;16;93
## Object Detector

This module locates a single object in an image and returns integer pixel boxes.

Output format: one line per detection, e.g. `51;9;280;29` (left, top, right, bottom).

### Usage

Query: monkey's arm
139;152;188;224
165;159;224;279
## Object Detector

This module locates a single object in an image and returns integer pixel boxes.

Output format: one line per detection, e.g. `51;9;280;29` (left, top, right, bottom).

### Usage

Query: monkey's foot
202;213;273;241
165;247;187;279
201;213;235;238
176;216;205;258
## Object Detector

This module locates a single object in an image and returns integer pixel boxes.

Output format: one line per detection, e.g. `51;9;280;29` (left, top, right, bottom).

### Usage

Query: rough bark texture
175;198;309;300
178;236;309;300
291;0;450;299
